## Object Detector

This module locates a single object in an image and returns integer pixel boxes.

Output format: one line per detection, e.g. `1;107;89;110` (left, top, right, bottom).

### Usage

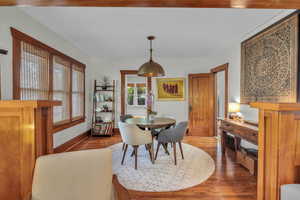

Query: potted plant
101;76;110;90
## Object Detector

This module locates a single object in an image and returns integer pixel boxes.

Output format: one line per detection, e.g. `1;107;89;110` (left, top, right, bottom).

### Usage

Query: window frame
11;27;86;133
126;83;147;107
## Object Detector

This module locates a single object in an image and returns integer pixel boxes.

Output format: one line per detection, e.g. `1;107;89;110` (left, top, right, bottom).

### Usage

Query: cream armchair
31;149;130;200
118;122;153;170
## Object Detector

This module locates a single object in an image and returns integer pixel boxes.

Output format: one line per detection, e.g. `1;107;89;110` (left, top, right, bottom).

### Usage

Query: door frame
210;63;229;118
188;73;215;136
120;70;152;116
210;63;228;136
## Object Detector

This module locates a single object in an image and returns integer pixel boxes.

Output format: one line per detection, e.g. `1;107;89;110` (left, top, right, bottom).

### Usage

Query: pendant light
138;36;165;77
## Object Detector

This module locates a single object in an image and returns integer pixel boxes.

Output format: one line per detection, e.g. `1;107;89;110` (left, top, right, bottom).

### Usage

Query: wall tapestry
241;13;299;103
156;78;185;101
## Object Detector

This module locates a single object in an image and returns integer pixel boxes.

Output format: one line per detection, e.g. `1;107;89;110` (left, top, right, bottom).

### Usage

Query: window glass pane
137;86;146;105
20;41;50;100
72;65;84;118
127;87;134;105
53;56;70;123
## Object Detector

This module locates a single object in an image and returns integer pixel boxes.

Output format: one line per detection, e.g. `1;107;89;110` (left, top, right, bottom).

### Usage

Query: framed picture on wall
156;78;185;101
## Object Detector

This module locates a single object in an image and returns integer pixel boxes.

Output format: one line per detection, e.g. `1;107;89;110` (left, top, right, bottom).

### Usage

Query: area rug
109;142;215;192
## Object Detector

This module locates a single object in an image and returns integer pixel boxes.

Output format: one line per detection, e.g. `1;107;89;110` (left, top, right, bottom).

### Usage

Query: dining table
125;117;176;159
125;117;176;130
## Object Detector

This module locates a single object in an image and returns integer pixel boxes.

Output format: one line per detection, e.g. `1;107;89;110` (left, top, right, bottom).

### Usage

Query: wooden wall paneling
2;0;300;9
250;102;300;200
0;100;60;200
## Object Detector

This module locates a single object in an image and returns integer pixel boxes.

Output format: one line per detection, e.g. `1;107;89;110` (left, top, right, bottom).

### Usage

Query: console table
220;119;258;153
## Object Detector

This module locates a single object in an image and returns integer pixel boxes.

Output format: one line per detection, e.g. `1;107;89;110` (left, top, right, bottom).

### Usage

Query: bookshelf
92;80;115;136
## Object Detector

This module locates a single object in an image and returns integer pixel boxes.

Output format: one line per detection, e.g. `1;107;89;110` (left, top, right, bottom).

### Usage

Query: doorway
210;63;229;136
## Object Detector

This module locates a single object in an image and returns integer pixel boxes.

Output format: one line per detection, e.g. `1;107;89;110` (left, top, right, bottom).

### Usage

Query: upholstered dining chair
31;149;130;200
120;114;134;151
118;122;153;170
154;121;188;165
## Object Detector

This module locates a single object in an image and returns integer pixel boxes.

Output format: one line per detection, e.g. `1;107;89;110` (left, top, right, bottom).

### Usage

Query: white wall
0;7;93;148
90;56;230;124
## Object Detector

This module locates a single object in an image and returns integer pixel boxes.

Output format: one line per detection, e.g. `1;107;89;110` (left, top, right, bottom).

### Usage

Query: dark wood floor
71;135;257;200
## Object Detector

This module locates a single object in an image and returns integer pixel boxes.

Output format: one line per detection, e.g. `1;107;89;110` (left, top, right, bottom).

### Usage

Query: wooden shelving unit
92;80;115;136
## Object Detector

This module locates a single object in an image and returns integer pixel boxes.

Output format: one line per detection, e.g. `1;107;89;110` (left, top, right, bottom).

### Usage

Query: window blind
53;56;71;124
20;41;50;100
72;64;84;119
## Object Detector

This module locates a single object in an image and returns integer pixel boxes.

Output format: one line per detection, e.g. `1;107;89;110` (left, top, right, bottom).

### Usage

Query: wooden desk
220;119;258;154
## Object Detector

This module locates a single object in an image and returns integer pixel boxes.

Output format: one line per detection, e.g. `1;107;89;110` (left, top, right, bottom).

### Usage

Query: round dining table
125;117;176;129
125;117;176;161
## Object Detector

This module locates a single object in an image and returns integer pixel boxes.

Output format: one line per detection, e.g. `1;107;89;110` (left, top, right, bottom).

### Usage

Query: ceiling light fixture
137;36;165;77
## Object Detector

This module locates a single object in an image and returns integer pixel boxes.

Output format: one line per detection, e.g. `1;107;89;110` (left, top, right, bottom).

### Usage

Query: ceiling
20;7;292;60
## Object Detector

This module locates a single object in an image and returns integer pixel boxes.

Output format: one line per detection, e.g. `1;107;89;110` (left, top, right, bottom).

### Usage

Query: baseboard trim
54;129;91;153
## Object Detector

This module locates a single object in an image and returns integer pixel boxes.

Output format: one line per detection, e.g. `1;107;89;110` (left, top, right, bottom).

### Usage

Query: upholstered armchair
31;149;130;200
118;122;153;170
281;184;300;200
155;121;188;165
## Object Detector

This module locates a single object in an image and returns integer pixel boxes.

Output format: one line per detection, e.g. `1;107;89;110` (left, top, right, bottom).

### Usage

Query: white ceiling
20;7;290;60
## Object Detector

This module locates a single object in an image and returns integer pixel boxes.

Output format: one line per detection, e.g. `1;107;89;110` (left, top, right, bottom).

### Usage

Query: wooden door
188;73;215;136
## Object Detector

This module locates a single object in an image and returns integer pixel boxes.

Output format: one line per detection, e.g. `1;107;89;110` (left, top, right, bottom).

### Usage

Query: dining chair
118;122;153;170
120;114;134;151
154;121;188;165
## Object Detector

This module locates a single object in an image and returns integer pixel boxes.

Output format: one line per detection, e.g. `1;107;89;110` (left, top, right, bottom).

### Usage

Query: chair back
31;149;112;200
118;122;152;145
157;121;188;143
174;121;188;140
120;114;133;122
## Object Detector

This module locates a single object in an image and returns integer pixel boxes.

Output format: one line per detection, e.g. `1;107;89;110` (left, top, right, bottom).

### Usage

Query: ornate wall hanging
156;78;185;101
241;13;299;104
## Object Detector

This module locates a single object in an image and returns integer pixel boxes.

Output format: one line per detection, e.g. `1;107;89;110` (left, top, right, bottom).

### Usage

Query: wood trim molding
54;129;90;153
120;70;152;115
11;28;86;67
1;0;300;9
210;63;229;118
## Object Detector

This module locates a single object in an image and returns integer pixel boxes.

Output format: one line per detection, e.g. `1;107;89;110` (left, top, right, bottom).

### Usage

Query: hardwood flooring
71;135;257;200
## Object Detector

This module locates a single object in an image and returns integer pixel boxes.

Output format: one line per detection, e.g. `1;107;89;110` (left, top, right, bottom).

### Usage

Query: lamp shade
228;102;240;113
137;60;165;77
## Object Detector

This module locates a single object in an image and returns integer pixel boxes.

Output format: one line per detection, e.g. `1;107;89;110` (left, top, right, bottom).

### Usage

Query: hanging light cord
149;39;153;62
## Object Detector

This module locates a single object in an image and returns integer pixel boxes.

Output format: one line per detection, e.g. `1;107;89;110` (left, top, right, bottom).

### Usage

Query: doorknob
189;105;192;112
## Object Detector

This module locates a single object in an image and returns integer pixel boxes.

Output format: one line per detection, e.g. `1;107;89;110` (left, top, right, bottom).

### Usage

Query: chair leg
146;144;153;163
122;143;125;151
179;142;184;159
155;142;161;160
121;144;128;165
134;145;138;170
173;142;177;165
162;143;170;155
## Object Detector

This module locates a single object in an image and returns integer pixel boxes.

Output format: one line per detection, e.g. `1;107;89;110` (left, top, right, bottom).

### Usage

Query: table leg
221;130;227;154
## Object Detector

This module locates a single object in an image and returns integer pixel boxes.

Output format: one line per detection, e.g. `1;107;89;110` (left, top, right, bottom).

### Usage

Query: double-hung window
126;83;147;106
12;28;85;132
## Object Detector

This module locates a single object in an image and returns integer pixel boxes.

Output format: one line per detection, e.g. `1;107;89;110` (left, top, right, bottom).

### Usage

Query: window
126;83;147;106
12;28;85;132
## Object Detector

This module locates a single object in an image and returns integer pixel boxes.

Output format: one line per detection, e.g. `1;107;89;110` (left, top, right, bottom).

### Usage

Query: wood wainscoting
54;129;91;153
251;102;300;200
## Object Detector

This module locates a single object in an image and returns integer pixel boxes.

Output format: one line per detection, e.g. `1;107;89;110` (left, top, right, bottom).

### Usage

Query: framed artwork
156;78;185;101
241;13;299;104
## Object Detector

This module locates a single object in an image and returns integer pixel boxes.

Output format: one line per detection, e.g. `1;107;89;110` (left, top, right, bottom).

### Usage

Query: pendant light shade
138;36;165;77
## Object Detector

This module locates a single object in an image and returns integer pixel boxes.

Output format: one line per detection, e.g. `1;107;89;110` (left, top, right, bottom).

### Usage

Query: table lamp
228;102;241;121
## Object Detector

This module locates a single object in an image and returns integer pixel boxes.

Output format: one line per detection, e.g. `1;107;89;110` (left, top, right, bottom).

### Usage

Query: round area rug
109;142;215;192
